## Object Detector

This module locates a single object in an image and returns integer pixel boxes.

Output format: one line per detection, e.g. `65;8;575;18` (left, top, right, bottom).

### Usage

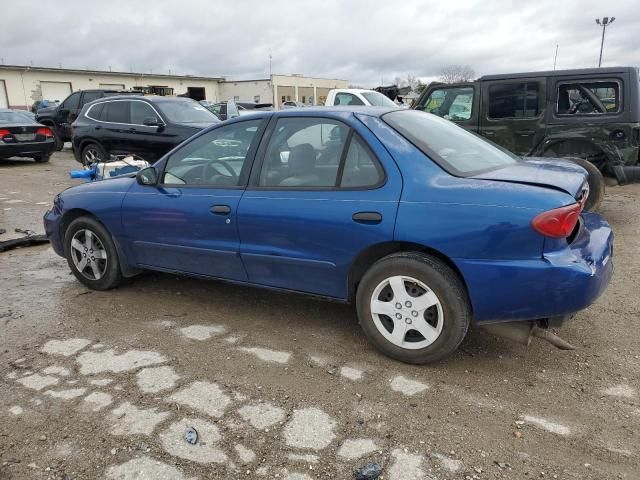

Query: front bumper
43;206;65;257
454;212;613;323
0;139;56;158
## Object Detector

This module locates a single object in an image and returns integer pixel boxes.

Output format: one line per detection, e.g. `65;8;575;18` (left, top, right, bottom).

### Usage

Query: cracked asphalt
1;150;639;479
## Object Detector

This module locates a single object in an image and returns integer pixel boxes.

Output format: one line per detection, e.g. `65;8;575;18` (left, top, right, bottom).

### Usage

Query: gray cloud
1;0;638;86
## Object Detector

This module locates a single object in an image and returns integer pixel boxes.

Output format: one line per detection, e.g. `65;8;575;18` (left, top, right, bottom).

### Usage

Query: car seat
279;143;320;187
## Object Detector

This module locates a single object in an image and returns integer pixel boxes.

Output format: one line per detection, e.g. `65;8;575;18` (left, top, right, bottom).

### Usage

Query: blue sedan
44;107;613;363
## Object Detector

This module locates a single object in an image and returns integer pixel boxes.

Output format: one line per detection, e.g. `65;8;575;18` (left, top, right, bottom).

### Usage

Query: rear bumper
0;139;56;158
454;212;613;323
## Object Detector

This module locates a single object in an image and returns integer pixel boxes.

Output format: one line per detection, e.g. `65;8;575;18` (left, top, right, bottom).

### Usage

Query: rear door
121;118;266;280
237;114;402;299
415;84;479;132
479;79;546;155
56;91;81;140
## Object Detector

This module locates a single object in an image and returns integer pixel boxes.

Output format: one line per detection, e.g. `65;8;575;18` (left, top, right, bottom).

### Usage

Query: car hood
36;106;56;116
471;157;588;199
62;175;135;196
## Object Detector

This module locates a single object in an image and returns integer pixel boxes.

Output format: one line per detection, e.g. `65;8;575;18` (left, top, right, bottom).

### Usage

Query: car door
237;114;402;299
56;91;81;139
120;118;266;280
479;79;546;155
127;99;172;159
99;99;133;154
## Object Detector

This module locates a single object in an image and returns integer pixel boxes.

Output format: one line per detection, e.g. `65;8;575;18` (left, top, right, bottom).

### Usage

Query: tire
567;157;604;211
356;252;471;364
33;154;51;163
64;216;123;290
81;142;107;166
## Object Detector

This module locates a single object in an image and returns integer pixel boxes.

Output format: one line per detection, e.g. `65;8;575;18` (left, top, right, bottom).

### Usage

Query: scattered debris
355;462;382;480
185;426;198;445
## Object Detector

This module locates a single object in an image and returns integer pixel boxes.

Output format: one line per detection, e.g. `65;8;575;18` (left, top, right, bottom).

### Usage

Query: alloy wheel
70;229;108;280
370;275;444;349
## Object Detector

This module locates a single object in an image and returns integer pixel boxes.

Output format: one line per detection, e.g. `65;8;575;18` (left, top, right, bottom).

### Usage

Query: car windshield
0;111;35;124
156;100;219;124
383;110;519;176
361;91;398;108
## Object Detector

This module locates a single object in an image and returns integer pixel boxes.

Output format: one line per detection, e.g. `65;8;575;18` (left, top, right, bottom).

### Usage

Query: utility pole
595;17;615;67
553;44;558;70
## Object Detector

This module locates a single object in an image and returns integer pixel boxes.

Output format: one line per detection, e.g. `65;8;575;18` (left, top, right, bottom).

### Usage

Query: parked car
0;109;56;162
325;89;399;108
31;99;61;113
206;101;273;121
71;95;219;164
36;89;137;150
44;107;613;364
281;101;306;109
413;66;640;210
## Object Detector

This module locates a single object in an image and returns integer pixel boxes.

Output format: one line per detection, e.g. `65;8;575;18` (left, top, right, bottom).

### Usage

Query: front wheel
356;253;471;364
81;142;107;166
64;217;123;290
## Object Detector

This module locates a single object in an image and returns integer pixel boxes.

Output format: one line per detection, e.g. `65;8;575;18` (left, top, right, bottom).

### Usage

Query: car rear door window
81;91;101;107
62;92;81;110
334;93;365;106
259;118;350;188
162;119;262;187
556;81;620;115
340;135;384;188
488;82;539;119
103;101;130;123
130;101;158;125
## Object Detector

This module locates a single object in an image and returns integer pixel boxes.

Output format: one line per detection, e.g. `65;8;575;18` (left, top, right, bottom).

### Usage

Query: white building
0;65;348;110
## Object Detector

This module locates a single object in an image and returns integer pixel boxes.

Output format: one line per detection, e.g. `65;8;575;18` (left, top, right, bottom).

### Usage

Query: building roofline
0;64;224;81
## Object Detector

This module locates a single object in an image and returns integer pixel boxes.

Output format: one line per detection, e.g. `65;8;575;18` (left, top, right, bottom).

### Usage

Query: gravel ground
1;150;638;480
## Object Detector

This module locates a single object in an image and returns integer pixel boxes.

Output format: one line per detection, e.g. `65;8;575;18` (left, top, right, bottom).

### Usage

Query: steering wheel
202;159;238;184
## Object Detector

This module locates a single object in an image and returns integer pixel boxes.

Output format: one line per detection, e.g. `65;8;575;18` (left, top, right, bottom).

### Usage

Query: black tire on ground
81;142;108;166
33;154;51;163
356;252;471;364
567;157;605;211
64;216;123;290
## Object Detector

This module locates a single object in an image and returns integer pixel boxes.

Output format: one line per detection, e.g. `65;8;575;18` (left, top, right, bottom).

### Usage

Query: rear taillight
36;127;54;137
531;202;583;238
0;128;11;140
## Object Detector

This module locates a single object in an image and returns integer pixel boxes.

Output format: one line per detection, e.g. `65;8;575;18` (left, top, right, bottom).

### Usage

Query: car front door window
130;101;159;125
420;87;474;121
163;120;262;187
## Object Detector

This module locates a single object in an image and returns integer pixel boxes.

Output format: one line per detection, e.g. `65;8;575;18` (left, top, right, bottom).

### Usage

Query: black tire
567;157;604;211
81;142;108;166
356;252;471;364
64;216;123;290
33;154;51;163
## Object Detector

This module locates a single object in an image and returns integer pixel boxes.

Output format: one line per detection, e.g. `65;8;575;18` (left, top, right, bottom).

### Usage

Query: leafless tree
438;65;475;83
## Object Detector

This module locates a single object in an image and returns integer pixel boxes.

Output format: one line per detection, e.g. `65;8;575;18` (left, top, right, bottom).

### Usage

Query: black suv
35;89;137;150
71;95;219;164
413;66;640;209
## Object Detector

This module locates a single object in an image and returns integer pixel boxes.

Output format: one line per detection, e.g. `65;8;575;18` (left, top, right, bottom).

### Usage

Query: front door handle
516;130;535;136
483;131;495;136
352;212;382;224
210;205;231;215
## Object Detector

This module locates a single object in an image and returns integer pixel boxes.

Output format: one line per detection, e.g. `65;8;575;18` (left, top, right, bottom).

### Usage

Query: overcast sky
2;0;638;86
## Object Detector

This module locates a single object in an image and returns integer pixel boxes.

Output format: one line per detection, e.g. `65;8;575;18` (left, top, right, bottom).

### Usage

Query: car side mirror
136;166;158;186
144;116;164;125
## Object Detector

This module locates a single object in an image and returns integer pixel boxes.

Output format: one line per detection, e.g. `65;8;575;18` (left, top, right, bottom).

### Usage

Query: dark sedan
71;95;220;164
0;109;56;163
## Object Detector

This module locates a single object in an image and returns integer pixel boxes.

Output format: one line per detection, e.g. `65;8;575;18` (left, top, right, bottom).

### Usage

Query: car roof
84;95;197;105
227;106;400;121
479;66;636;81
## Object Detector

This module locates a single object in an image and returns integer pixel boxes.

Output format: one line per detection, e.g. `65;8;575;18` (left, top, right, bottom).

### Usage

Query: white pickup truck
324;89;399;108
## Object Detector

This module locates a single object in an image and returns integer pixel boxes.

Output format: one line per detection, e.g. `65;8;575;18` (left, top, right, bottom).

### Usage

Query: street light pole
595;16;615;67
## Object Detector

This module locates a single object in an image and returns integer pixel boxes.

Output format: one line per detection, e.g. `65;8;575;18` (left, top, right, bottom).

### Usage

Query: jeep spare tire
568;157;604;211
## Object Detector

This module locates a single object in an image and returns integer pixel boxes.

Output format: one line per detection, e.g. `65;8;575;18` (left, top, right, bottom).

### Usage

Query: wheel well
542;139;610;172
59;208;97;244
348;242;470;305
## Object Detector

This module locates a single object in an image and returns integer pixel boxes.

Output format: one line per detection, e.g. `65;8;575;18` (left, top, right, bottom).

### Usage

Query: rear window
556;81;621;115
383;110;519;176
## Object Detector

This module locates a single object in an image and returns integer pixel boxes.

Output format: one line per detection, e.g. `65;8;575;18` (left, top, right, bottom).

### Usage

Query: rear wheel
567;157;604;211
356;252;471;364
81;142;107;166
64;217;123;290
33;154;51;163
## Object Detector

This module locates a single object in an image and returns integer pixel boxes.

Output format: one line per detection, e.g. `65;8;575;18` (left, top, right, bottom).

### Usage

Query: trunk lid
471;157;589;199
1;125;43;143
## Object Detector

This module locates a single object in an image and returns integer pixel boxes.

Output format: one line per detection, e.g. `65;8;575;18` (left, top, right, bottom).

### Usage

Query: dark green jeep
413;66;640;210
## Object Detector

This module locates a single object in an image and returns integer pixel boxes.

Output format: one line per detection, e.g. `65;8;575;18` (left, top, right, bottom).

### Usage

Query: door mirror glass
136;166;158;185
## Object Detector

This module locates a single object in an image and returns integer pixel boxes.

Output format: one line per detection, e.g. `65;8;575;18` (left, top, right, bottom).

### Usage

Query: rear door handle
128;127;137;133
516;130;535;136
482;131;495;136
352;212;382;224
210;205;231;215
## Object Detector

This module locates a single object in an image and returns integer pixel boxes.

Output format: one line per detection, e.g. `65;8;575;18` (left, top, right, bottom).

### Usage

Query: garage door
99;83;125;90
40;81;72;102
0;80;7;108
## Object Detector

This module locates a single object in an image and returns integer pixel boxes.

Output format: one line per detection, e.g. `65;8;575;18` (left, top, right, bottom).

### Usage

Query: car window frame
85;99;165;126
157;117;268;190
553;78;624;117
61;92;81;111
247;115;387;192
485;80;543;121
